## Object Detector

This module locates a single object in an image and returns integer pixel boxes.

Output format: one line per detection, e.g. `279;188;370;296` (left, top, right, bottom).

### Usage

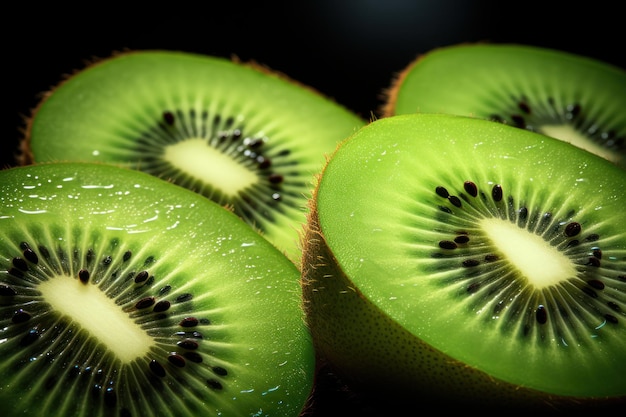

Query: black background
4;1;624;169
3;1;624;415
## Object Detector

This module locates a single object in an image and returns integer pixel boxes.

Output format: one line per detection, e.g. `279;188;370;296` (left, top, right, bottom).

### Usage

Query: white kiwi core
480;218;577;289
37;274;154;363
539;124;619;163
164;138;258;196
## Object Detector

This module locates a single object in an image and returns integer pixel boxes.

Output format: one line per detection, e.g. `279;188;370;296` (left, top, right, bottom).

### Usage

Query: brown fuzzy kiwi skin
299;166;625;415
16;50;118;166
377;41;470;119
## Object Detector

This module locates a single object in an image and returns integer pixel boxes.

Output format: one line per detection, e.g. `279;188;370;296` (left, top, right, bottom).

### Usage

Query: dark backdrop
4;1;624;169
2;1;624;415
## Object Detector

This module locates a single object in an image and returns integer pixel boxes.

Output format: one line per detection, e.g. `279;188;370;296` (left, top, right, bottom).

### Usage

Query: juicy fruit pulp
22;50;366;262
0;162;315;417
301;113;626;410
383;43;626;169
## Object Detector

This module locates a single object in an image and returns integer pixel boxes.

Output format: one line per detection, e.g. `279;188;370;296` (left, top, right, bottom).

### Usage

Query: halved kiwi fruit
0;162;315;416
382;43;626;169
301;113;626;412
20;50;366;262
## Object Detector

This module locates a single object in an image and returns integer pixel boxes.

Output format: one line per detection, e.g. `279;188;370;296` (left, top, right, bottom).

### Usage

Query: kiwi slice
20;50;366;262
382;43;626;169
301;113;626;412
0;162;315;416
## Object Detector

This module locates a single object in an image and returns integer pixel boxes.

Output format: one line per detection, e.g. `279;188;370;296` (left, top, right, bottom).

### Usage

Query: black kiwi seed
535;305;547;324
168;353;186;367
463;181;478;197
20;328;40;346
78;269;90;284
176;293;193;303
12;309;32;323
134;270;149;283
564;222;581;237
491;184;503;202
177;339;200;350
12;257;28;271
436;186;450;198
454;235;470;244
0;284;17;296
158;285;172;295
8;267;24;279
104;386;117;407
517;99;531;114
149;359;166;378
23;247;39;264
86;248;95;265
184;352;203;363
163;111;175;125
587;257;601;267
135;296;156;309
212;366;228;376
462;259;480;268
68;365;81;377
582;286;598;298
153;300;171;313
517;206;528;221
607;301;621;312
448;195;462;207
439;240;457;250
207;379;223;391
180;317;199;327
467;282;481;293
587;280;605;290
484;254;499;262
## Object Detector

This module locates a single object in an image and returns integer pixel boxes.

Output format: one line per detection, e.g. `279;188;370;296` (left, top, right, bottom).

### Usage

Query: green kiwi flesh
383;43;626;169
0;162;315;417
301;113;626;411
21;50;366;262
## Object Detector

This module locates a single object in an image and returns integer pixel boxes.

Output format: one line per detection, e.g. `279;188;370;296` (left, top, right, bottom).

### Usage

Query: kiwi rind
20;50;366;263
300;113;626;411
382;43;626;169
0;162;315;417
